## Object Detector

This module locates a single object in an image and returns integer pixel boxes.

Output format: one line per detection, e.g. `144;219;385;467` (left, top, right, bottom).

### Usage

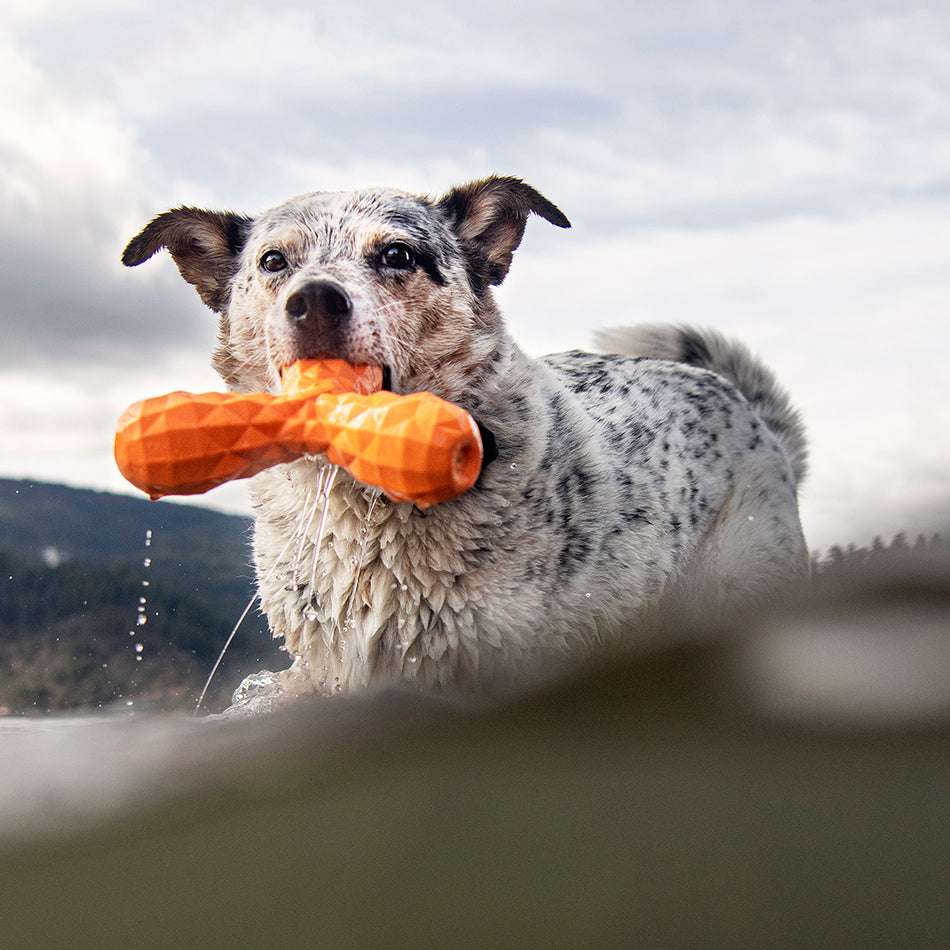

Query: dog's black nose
285;279;352;330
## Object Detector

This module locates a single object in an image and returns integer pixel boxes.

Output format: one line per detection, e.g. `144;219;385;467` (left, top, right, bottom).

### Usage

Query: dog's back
538;332;808;633
595;324;807;485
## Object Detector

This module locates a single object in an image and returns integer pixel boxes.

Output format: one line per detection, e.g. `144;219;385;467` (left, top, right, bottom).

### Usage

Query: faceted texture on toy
114;359;484;508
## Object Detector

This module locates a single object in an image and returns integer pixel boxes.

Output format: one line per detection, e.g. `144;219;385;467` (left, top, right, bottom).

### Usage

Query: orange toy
114;359;485;508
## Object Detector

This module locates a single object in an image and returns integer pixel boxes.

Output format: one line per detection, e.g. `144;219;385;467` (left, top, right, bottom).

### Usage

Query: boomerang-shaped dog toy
114;359;485;508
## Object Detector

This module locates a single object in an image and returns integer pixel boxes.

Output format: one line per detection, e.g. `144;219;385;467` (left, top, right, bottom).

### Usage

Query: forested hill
0;478;282;714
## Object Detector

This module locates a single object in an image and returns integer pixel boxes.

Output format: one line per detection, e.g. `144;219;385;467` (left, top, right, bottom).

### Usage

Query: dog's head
122;177;569;402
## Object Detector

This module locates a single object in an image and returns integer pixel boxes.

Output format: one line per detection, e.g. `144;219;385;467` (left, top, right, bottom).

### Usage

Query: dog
122;176;809;697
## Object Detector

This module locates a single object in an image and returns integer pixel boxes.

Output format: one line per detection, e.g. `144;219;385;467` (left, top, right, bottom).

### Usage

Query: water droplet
748;515;755;521
141;580;149;587
509;462;518;471
407;655;418;664
142;557;151;567
304;605;318;621
138;597;147;605
136;615;147;626
585;592;592;598
400;584;408;591
135;643;144;653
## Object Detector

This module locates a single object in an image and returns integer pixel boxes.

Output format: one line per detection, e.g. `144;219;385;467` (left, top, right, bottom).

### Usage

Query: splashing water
194;464;342;716
128;529;153;662
229;669;280;706
291;488;319;592
290;465;338;593
305;466;338;597
340;491;380;634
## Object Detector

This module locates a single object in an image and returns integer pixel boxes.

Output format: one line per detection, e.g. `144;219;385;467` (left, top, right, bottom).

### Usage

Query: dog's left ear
436;176;570;286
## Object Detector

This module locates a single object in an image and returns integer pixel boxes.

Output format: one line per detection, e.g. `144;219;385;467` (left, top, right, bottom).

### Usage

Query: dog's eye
260;250;288;273
381;243;414;270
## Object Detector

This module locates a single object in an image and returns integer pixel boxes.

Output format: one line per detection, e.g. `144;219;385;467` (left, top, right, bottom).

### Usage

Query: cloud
2;0;950;550
0;30;217;374
19;1;563;124
494;201;950;551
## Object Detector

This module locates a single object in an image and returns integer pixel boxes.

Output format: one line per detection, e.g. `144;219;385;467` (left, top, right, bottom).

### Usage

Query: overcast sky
2;0;949;551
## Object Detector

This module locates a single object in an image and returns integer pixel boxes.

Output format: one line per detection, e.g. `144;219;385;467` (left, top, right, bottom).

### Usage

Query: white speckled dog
123;176;808;695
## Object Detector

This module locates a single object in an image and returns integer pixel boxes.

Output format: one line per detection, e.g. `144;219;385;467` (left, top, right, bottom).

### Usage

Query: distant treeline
811;531;948;576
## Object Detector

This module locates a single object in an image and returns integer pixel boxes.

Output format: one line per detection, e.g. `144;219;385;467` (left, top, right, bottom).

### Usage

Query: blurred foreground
0;542;948;948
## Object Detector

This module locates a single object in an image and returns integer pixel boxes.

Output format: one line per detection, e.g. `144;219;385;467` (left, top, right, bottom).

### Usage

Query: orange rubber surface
114;359;484;508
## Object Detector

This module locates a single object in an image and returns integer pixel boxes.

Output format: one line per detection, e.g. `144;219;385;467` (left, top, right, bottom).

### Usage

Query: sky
1;0;949;552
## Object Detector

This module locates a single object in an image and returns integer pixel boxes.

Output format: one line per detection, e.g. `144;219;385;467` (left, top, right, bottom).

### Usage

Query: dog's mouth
278;358;393;393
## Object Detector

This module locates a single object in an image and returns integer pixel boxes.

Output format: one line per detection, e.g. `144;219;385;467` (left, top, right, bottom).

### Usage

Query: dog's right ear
121;208;252;313
435;176;570;287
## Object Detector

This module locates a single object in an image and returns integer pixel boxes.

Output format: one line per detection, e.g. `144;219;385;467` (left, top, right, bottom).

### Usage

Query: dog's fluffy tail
595;324;807;485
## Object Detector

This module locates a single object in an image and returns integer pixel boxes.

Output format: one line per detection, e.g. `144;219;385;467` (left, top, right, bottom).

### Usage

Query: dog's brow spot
361;225;401;249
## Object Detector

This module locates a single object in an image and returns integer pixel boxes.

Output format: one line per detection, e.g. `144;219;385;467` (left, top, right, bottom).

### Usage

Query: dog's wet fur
123;176;808;696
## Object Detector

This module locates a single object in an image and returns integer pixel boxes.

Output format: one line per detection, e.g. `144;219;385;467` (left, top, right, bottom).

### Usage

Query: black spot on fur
557;527;593;579
623;506;649;524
